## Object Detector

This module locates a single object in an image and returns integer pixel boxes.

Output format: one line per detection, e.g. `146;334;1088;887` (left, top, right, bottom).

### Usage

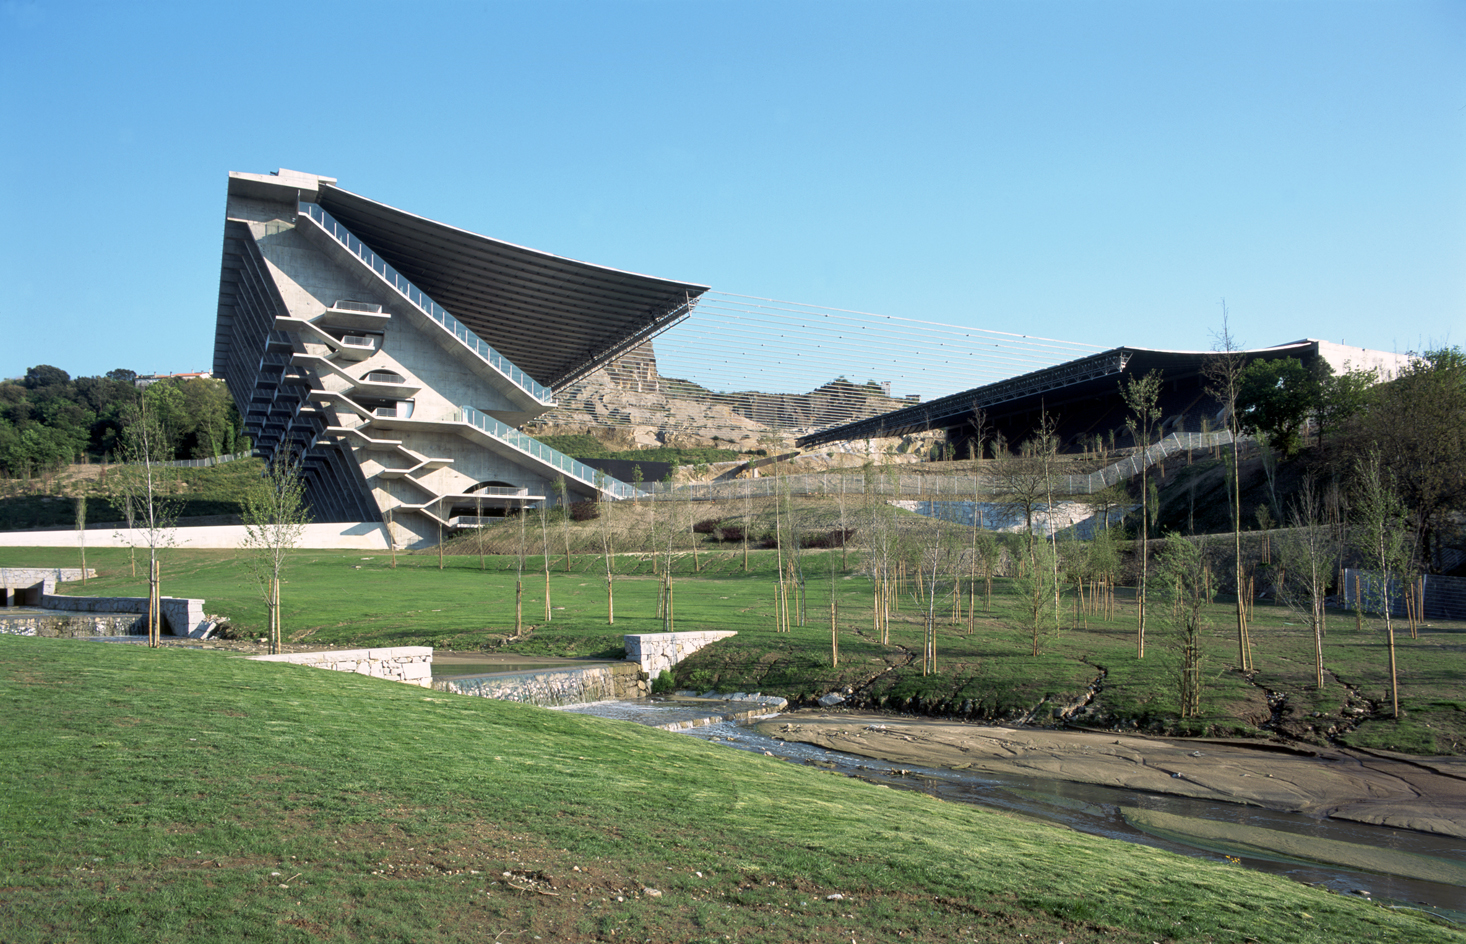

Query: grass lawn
6;540;1464;756
2;636;1459;943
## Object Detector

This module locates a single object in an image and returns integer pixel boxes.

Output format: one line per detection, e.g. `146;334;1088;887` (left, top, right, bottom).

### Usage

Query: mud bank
757;710;1466;838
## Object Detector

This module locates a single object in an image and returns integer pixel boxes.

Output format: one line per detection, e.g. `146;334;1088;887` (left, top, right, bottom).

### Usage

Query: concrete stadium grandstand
797;340;1411;457
213;169;706;548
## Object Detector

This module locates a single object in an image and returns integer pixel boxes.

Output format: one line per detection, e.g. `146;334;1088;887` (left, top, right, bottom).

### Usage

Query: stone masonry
249;646;433;687
624;631;737;677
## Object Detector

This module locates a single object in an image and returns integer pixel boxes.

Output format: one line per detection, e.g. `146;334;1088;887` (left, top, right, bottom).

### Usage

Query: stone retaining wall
0;613;141;638
436;662;644;706
249;646;433;687
38;593;210;638
625;631;737;677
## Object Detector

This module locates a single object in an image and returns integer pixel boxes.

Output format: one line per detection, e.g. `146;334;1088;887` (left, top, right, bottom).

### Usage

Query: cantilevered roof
796;341;1318;447
314;185;708;391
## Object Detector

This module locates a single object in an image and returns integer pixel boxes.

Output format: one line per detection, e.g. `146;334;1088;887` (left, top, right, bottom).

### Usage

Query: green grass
7;540;1464;753
2;637;1458;943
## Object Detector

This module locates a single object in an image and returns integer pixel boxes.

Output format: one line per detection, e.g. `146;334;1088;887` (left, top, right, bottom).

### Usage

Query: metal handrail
450;406;640;500
632;430;1250;503
298;201;555;405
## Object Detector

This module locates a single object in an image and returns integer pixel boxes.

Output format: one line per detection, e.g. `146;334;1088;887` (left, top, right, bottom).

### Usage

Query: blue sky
1;0;1461;388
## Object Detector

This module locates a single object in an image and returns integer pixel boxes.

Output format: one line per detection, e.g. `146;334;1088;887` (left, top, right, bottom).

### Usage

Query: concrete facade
213;169;707;548
0;523;391;550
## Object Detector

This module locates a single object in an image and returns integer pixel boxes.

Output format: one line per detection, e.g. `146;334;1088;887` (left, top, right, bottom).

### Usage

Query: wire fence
105;451;254;470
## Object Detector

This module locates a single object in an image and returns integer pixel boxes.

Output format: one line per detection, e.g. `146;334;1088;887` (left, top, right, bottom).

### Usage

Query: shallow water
562;698;1466;922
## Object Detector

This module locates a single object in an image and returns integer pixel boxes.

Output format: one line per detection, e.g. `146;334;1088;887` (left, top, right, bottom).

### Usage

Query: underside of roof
796;341;1319;447
314;185;709;391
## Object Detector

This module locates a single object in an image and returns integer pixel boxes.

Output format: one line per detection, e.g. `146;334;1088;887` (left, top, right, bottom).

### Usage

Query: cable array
544;291;1106;437
660;292;1102;398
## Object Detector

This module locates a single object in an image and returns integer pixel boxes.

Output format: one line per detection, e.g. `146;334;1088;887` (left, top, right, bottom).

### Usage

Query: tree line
0;365;248;478
1231;345;1465;574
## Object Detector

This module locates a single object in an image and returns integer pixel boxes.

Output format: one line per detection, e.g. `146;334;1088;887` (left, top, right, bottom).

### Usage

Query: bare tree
1203;307;1253;671
1019;539;1058;657
594;472;616;624
74;496;87;586
538;497;552;622
1121;369;1163;658
1351;454;1411;719
554;476;572;572
1277;479;1338;690
515;497;527;634
476;494;486;571
241;452;311;654
115;394;180;647
1155;536;1211;719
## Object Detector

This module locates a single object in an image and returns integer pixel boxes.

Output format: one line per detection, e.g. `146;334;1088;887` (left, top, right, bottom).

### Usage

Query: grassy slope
8;540;1464;755
2;637;1457;944
0;458;266;530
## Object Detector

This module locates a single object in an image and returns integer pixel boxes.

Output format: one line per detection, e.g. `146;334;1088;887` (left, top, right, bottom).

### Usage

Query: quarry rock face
535;341;926;455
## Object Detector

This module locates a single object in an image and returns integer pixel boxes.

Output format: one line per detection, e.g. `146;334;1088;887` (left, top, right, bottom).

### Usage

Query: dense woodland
0;365;248;478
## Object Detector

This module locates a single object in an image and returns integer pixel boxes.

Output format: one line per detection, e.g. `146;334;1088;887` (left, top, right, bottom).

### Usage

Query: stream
581;698;1466;922
434;655;1466;922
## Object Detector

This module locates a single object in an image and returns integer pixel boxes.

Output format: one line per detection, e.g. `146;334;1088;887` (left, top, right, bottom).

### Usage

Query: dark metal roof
315;185;708;391
796;341;1318;446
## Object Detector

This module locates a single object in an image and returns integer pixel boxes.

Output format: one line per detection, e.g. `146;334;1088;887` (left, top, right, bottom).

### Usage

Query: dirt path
757;709;1466;838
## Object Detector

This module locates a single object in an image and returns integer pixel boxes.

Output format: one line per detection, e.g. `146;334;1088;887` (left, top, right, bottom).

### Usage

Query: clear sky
1;0;1461;387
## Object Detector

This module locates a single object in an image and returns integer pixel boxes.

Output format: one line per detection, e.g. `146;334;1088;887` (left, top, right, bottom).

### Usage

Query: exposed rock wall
540;342;919;450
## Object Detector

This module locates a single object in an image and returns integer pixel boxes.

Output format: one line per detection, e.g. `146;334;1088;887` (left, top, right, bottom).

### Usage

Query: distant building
798;340;1414;456
134;371;214;388
213;169;706;548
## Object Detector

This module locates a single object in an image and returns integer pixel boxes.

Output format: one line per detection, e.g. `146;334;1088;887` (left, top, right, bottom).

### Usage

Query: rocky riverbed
756;709;1466;838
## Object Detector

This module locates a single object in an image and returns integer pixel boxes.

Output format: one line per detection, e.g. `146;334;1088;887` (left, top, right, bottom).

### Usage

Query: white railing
449;406;640;500
298;201;554;405
634;431;1249;503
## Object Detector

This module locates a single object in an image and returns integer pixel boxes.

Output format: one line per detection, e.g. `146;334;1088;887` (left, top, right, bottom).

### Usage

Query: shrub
651;669;675;694
568;500;600;522
802;528;857;549
693;517;723;534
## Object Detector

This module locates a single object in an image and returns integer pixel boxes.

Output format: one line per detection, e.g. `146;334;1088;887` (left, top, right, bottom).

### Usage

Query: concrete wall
1;568;95;605
0;522;391;550
1;567;93;588
624;631;737;677
249;646;433;687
